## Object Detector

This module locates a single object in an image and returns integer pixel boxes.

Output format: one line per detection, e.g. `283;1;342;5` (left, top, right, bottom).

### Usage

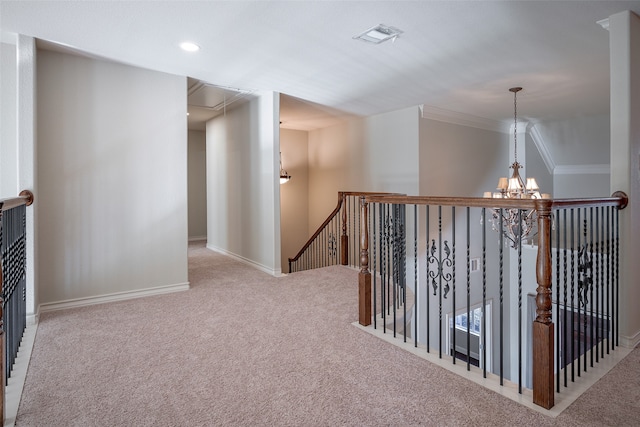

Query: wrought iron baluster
426;206;453;359
561;209;567;385
592;208;598;365
599;206;605;359
400;203;406;341
482;207;487;378
381;204;387;330
576;209;586;377
605;207;614;354
569;209;575;384
452;206;456;365
321;227;332;267
321;227;325;267
438;206;442;358
414;204;418;348
426;205;430;353
499;208;504;385
612;209;620;346
517;208;522;393
588;207;594;371
392;205;398;338
387;205;393;322
466;207;471;371
320;227;323;267
589;208;601;368
373;203;377;330
557;209;563;389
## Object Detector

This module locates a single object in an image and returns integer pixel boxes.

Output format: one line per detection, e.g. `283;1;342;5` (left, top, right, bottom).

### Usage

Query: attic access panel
187;80;253;112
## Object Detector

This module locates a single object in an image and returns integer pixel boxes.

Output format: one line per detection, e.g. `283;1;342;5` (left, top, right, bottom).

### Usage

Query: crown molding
597;18;610;31
419;106;608;178
508;121;530;134
529;124;556;174
1;31;17;45
554;164;610;175
420;104;508;133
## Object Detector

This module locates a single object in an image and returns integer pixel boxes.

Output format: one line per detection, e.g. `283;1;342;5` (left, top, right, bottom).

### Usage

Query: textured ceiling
2;1;639;130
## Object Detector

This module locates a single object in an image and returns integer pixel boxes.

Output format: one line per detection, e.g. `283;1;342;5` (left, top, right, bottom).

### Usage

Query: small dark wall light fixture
279;152;291;184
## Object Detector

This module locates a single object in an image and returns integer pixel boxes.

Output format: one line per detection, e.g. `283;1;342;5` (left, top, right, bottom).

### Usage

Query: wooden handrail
0;189;34;212
363;193;628;210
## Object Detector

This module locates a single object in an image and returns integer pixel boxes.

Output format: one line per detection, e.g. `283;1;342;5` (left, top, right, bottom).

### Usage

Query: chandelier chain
513;88;518;163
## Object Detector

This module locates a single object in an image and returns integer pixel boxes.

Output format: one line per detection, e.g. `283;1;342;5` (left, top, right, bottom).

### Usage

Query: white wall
1;36;38;317
280;128;309;273
536;115;610;166
609;10;640;347
206;92;282;276
525;132;553;197
17;35;38;317
553;173;610;198
188;130;207;239
36;49;188;304
0;41;18;198
534;115;610;198
307;119;366;233
419;118;507;197
366;107;420;196
307;106;420;233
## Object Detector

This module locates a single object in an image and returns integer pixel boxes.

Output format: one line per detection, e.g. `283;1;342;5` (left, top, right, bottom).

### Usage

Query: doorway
446;300;493;370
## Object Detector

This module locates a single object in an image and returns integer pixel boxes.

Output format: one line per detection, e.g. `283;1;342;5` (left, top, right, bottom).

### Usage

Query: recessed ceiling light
180;42;200;52
353;24;403;44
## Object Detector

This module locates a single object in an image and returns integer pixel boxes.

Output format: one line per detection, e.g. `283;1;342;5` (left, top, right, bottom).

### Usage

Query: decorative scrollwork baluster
578;219;592;309
328;232;337;259
427;239;453;299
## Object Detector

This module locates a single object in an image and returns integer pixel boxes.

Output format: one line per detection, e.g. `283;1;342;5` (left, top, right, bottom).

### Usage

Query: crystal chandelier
484;87;544;248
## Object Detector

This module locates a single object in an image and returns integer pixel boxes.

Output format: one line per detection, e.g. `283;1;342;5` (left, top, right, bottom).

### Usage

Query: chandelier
484;87;544;248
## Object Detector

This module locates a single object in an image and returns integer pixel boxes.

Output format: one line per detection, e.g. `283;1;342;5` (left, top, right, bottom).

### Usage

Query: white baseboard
206;244;282;276
26;311;39;326
188;235;207;242
620;330;640;349
38;282;190;313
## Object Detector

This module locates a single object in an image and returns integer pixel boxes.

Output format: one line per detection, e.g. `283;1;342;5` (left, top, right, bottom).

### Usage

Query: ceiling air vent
353;24;403;44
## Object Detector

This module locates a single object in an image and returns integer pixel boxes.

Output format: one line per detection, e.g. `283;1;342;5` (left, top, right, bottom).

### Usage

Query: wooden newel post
358;196;372;326
341;192;349;266
533;200;554;409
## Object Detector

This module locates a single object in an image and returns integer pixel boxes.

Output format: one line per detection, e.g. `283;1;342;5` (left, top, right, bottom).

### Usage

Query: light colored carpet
15;242;640;426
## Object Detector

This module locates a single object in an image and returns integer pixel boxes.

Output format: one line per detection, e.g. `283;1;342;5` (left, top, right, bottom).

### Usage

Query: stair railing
0;189;34;423
357;192;628;410
288;191;402;273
